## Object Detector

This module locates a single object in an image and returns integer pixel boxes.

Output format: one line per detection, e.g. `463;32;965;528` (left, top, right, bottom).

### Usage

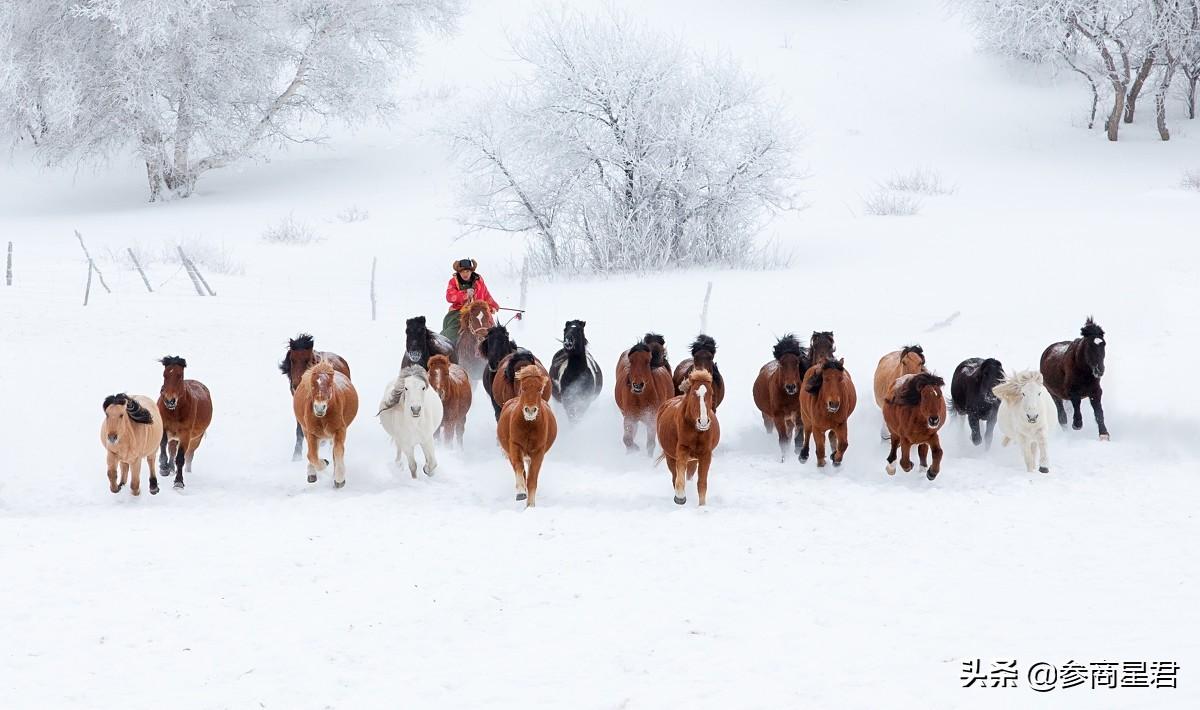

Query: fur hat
453;258;477;272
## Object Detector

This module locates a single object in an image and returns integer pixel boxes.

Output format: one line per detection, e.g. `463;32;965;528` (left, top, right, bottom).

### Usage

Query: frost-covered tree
452;9;800;273
0;0;461;201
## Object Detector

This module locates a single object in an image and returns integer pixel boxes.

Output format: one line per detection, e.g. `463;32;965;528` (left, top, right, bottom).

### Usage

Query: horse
799;357;857;467
656;369;721;506
993;370;1055;474
293;360;359;488
100;394;164;496
492;347;552;417
156;356;213;489
614;339;674;455
873;345;927;440
1040;317;1109;440
479;325;518;418
751;334;809;462
672;335;725;409
280;333;350;460
949;357;1004;448
882;372;947;480
403;316;456;369
549;319;603;422
497;365;558;507
809;331;836;363
453;300;494;381
378;365;443;479
426;354;471;448
642;332;672;373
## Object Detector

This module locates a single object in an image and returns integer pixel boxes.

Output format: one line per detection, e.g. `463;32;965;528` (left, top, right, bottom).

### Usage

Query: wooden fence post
74;230;111;293
83;261;94;306
5;241;11;286
128;248;153;293
177;247;206;296
700;281;713;333
370;257;378;322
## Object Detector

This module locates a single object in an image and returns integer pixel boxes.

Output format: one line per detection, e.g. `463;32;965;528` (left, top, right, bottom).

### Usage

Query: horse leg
761;413;772;434
107;451;120;493
406;443;419;479
1021;437;1036;472
508;447;528;501
899;438;914;473
158;429;171;475
917;443;929;471
1052;396;1068;428
813;427;828;468
332;431;347;488
697;453;712;506
1090;392;1109;440
793;418;805;456
622;416;639;452
173;436;188;489
525;452;544;508
147;454;159;495
305;432;323;483
983;414;997;450
1037;432;1050;473
885;436;899;475
421;435;438;476
880;422;890;441
968;414;982;446
833;422;849;467
672;451;687;505
293;421;304;461
118;462;130;491
1069;396;1084;430
773;415;789;463
927;435;943;480
798;419;811;463
184;434;202;473
644;417;656;457
455;420;465;449
129;456;142;496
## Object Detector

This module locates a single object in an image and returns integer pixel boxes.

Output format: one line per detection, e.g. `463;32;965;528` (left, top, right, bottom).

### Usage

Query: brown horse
453;300;494;381
497;365;558;507
101;394;164;496
809;331;836;363
799;358;857;467
657;370;721;506
672;335;725;409
614;339;674;454
752;334;808;462
1040;317;1109;440
280;333;351;460
427;354;472;448
492;347;552;417
293;360;359;488
156;356;214;489
882;372;947;480
873;344;926;439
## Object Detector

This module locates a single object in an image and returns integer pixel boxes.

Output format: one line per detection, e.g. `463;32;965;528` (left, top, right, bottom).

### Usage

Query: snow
2;0;1198;708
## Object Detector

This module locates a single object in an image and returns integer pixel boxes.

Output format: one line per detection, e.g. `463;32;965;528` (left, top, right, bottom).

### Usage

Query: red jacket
445;274;499;312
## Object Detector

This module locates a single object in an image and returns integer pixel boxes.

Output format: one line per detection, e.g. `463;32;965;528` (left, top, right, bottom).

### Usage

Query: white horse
993;370;1055;474
378;366;444;478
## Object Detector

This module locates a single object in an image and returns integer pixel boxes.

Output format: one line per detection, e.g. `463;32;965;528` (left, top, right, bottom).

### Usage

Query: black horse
480;324;518;417
403;316;456;369
950;357;1005;448
549;320;603;422
1040;317;1109;440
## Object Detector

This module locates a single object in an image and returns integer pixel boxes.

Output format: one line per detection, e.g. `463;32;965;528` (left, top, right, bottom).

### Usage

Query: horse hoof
150;485;159;495
832;460;842;468
322;458;330;466
1039;466;1049;473
1072;422;1083;430
673;496;686;505
926;470;938;481
798;455;808;464
423;465;435;477
306;474;318;483
1099;434;1110;442
173;481;185;489
516;493;527;501
334;480;346;489
885;463;896;475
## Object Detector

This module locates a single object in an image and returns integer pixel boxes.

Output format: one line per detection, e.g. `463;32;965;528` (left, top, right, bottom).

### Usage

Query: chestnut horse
752;334;809;462
657;370;721;506
156;356;213;489
427;354;472;447
101;394;164;496
873;344;926;439
293;360;359;488
453;300;493;381
280;333;350;460
497;365;558;507
1040;317;1109;440
614;339;674;454
799;357;857;467
882;372;947;480
492;347;552;418
672;335;725;409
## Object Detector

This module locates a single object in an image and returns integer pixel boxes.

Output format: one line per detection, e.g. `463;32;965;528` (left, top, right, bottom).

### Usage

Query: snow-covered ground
2;1;1197;708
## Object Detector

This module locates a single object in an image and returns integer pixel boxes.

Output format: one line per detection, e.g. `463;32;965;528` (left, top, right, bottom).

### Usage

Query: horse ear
580;321;586;327
416;316;426;326
838;358;845;367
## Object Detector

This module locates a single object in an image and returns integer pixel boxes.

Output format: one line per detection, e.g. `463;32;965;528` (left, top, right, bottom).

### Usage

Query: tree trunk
145;160;163;203
1187;74;1198;119
1124;54;1156;123
1106;84;1127;141
1156;61;1178;141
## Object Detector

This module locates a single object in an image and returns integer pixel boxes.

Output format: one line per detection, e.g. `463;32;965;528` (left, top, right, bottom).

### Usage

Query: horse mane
427;354;451;371
810;331;835;351
280;333;315;375
900;344;925;364
629;341;652;356
1080;317;1104;340
505;348;537;382
690;334;717;356
893;372;944;406
160;355;187;368
515;363;545;384
804;357;844;394
406;316;427;330
398;364;428;384
992;369;1043;402
103;393;128;411
978;358;1005;383
309;359;337;379
104;393;153;424
641;333;667;368
773;334;805;361
687;369;714;387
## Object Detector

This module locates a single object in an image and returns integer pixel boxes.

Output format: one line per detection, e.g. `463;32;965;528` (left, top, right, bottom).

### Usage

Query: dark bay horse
280;333;350;460
156;356;214;489
809;331;836;363
752;334;809;462
550;320;603;422
453;301;493;380
672;335;725;409
950;357;1005;448
1040;317;1109;440
799;357;856;467
403;316;456;369
614;339;674;454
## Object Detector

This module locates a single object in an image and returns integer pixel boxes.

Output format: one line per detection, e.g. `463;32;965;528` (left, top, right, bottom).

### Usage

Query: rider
441;258;500;342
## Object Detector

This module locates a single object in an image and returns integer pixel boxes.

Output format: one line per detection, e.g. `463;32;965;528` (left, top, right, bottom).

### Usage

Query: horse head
682;370;715;432
773;334;806;396
309;361;338;418
480;325;514;367
397;366;430;418
626;342;654;394
515;364;548;421
809;331;836;362
975;358;1006;408
899;344;926;372
805;358;849;414
563;320;588;353
280;333;316;392
1079;317;1106;378
159;355;187;410
461;301;494;340
643;333;667;368
993;370;1046;424
102;393;153;446
897;372;946;430
690;335;716;373
404;316;429;363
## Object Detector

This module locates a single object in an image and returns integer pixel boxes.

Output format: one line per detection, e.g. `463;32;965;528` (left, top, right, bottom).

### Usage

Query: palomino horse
672;335;725;409
493;348;552;416
280;333;350;460
752;334;809;462
426;354;471;448
614;339;674;454
378;365;443;479
993;370;1055;474
497;365;558;507
453;300;494;381
403;316;456;369
156;356;213;489
657;369;721;506
882;372;947;480
549;320;603;422
799;357;857;467
101;394;164;496
873;345;926;440
1040;317;1109;440
293;360;359;488
950;357;1004;448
